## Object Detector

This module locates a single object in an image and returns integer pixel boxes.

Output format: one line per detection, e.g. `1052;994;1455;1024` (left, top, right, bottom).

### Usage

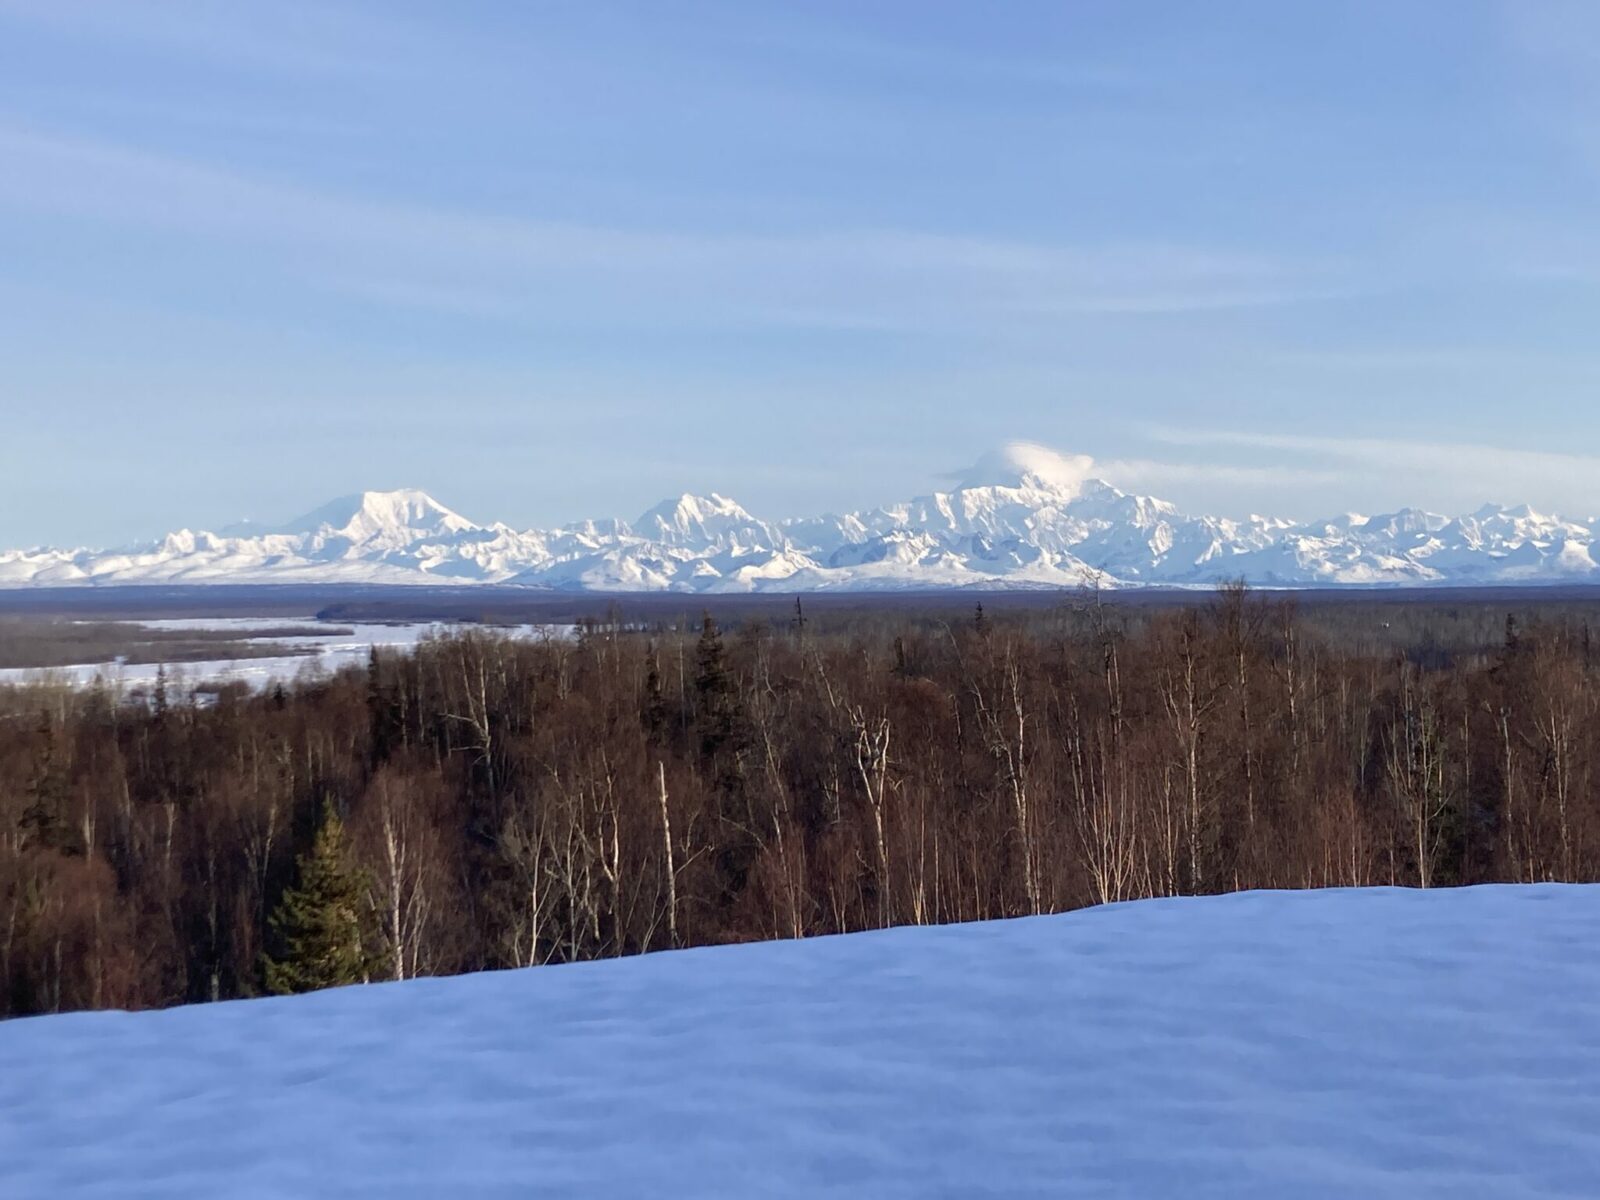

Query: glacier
4;448;1598;592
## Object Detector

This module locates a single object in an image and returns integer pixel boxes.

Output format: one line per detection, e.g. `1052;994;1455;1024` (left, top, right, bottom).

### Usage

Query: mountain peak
631;492;780;552
281;489;477;539
638;492;751;522
4;456;1599;592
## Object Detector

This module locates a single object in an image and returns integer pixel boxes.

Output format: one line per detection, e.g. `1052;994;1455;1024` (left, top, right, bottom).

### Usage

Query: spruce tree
643;644;669;744
263;801;374;995
366;646;400;765
19;712;72;854
693;613;735;761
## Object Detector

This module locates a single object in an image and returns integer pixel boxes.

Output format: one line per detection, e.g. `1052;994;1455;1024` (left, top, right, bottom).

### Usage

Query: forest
3;586;1598;1017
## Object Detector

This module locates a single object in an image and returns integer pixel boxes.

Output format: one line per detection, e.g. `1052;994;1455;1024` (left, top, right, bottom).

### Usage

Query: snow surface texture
2;885;1597;1198
4;444;1598;591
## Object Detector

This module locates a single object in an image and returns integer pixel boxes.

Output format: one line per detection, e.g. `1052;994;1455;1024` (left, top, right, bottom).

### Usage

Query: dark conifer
643;644;669;744
693;613;735;761
152;665;169;721
366;646;398;765
263;801;374;995
19;712;72;854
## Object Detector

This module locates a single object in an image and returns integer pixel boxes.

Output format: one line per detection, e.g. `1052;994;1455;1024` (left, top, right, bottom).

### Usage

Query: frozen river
0;617;570;693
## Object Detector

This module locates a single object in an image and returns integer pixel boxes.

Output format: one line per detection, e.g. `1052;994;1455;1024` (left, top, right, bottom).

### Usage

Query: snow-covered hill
6;445;1600;591
2;886;1596;1198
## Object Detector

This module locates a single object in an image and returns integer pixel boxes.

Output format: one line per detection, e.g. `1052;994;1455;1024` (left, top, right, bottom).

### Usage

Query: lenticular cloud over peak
950;443;1099;493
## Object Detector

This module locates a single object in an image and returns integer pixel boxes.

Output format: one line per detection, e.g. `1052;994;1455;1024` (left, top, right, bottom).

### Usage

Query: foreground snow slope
3;886;1598;1198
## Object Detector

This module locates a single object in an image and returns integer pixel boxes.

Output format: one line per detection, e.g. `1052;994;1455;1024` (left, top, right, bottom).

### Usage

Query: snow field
0;885;1596;1198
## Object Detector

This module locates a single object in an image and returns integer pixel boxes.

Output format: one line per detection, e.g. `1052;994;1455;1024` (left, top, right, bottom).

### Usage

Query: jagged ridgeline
3;445;1597;590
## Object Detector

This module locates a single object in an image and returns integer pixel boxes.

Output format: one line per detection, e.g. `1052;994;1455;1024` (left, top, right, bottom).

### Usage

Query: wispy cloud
1498;0;1600;194
1146;426;1600;517
719;17;1141;93
0;123;1347;335
943;441;1342;498
1100;457;1343;491
0;0;430;77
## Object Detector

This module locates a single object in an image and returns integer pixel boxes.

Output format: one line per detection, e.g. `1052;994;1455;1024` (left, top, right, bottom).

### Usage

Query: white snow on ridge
1;885;1596;1198
6;447;1600;591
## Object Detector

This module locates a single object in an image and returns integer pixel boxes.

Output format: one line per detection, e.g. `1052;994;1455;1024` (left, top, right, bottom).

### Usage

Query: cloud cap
949;442;1099;494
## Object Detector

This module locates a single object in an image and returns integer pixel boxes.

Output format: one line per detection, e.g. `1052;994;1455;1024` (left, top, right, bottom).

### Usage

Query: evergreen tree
693;613;736;762
691;614;758;906
19;712;73;855
152;665;169;721
643;644;670;744
366;646;399;765
263;801;374;995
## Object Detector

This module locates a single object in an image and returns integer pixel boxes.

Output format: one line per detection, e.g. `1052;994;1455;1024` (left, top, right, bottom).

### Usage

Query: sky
4;0;1600;546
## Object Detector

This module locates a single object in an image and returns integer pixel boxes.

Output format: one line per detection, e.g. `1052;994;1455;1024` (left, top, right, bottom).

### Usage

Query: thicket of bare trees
3;588;1598;1018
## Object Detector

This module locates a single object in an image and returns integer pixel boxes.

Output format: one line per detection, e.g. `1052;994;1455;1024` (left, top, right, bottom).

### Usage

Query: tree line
3;586;1598;1017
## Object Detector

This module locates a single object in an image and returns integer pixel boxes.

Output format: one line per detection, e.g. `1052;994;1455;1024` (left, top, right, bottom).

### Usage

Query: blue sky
4;0;1600;545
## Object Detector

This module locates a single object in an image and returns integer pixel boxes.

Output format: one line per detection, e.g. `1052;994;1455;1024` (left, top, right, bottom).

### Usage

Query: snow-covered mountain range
5;445;1599;591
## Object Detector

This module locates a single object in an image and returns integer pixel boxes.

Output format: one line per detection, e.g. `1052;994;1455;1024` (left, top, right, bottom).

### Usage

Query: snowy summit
2;446;1597;591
